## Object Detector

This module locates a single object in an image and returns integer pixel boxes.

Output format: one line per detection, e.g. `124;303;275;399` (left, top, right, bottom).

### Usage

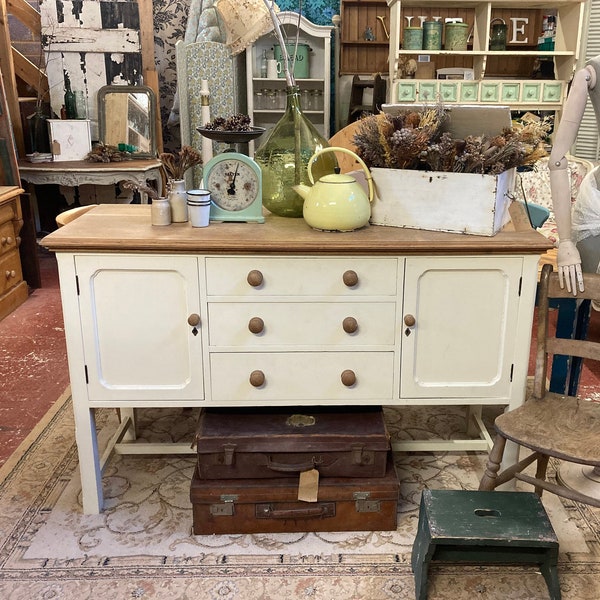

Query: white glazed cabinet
45;206;550;512
245;11;333;154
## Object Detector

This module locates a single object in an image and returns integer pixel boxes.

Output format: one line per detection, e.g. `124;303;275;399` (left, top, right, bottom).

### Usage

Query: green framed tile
543;82;563;102
501;83;520;102
418;82;437;102
397;81;417;102
480;82;500;103
522;83;541;102
460;82;479;102
439;82;458;103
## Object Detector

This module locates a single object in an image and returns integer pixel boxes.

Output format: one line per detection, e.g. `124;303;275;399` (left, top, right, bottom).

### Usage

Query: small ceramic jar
151;197;171;226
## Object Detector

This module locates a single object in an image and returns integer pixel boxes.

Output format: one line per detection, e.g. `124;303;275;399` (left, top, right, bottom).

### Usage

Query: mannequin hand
557;240;584;294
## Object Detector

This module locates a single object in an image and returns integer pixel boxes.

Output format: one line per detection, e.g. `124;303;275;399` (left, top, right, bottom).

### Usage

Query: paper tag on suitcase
298;468;319;502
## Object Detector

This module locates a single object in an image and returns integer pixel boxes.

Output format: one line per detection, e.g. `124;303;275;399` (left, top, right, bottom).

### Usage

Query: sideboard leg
73;404;103;514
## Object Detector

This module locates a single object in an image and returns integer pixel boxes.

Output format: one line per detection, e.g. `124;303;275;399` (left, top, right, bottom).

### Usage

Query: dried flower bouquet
159;146;203;181
353;107;551;175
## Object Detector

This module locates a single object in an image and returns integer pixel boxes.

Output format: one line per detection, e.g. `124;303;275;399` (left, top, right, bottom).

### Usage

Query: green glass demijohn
254;85;337;217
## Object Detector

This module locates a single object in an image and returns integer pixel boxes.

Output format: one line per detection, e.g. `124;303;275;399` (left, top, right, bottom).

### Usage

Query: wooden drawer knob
187;313;201;327
248;317;265;334
404;314;416;327
342;316;358;334
247;269;263;287
1;236;12;245
341;369;356;387
249;370;265;387
5;270;16;280
342;270;358;287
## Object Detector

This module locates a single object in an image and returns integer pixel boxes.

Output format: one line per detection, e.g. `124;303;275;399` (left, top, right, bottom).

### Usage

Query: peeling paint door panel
41;0;142;139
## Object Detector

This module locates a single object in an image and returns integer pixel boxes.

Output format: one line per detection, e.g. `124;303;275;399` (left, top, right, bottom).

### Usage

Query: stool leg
540;548;561;600
412;505;435;600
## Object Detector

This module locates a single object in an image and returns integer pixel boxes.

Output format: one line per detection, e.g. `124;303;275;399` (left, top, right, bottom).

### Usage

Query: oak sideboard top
42;204;553;255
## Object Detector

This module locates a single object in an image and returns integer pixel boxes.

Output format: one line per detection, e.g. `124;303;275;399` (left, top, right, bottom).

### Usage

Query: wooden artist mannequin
549;57;600;293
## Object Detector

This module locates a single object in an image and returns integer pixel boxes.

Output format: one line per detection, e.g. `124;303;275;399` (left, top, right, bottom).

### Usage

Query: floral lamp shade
215;0;279;55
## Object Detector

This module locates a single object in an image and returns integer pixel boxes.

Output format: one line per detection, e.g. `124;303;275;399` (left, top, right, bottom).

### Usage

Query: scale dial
206;157;259;210
202;152;264;223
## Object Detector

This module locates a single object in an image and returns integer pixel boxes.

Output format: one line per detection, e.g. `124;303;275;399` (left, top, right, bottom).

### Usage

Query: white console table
42;204;552;513
18;158;164;233
18;158;164;195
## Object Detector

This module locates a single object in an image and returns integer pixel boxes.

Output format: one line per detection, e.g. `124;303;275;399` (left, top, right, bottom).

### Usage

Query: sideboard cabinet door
75;255;204;401
400;256;523;403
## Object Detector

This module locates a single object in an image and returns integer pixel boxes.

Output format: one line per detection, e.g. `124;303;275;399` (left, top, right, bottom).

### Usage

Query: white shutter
575;0;600;160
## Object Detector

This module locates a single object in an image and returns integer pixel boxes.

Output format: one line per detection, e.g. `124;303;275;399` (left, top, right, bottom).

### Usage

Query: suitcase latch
353;491;381;513
210;494;238;516
222;444;236;466
351;444;375;465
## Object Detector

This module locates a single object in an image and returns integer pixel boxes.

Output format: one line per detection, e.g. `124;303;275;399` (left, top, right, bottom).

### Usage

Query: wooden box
369;167;515;236
47;119;92;161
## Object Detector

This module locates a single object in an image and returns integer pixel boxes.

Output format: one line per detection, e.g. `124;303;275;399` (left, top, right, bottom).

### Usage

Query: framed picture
47;119;92;161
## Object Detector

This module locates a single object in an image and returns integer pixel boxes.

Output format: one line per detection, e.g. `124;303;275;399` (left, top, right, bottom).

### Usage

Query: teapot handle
308;146;374;203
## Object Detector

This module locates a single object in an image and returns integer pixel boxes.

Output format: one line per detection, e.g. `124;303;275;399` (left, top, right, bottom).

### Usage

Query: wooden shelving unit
340;1;391;75
385;1;587;121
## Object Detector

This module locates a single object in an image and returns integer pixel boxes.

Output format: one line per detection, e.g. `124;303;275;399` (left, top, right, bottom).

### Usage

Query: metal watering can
293;147;374;232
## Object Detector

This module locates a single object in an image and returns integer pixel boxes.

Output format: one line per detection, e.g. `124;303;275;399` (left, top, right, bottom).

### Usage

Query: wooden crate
369;167;515;236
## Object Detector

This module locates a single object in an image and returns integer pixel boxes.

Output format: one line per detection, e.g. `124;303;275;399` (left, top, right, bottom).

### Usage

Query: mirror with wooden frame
97;85;157;158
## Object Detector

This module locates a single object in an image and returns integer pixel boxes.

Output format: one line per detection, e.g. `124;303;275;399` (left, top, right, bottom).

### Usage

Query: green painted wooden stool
411;489;560;600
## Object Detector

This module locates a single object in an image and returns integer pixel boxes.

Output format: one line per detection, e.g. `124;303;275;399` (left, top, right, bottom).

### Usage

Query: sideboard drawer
0;250;23;294
0;202;17;226
210;352;395;402
208;302;397;347
205;257;398;296
0;220;18;257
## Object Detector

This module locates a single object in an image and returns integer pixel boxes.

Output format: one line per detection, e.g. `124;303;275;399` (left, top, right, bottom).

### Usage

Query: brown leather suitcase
190;455;399;535
193;406;390;479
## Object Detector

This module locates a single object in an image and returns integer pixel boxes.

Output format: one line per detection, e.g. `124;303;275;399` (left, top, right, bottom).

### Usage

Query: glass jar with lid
310;89;324;112
301;88;311;110
264;89;278;110
253;89;264;110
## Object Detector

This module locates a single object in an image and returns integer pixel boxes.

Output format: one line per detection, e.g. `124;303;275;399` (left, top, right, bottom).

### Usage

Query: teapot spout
292;184;311;201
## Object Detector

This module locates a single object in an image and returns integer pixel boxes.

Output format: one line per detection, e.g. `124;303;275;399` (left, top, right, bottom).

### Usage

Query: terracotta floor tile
0;250;69;466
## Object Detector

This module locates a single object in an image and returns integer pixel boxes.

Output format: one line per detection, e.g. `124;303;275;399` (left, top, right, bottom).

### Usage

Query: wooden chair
55;204;98;227
328;121;362;173
346;74;387;125
479;263;600;507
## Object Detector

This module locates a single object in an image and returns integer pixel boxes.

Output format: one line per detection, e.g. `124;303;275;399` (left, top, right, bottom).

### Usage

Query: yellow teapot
293;147;374;232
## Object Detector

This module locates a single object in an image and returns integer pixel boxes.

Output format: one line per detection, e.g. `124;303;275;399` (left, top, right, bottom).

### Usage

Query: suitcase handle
256;502;335;520
265;455;325;473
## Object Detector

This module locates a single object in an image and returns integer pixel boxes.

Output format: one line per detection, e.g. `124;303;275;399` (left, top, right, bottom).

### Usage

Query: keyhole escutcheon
188;313;201;336
404;314;415;337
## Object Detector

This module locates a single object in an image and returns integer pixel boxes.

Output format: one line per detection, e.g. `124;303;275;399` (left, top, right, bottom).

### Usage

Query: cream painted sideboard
42;204;552;513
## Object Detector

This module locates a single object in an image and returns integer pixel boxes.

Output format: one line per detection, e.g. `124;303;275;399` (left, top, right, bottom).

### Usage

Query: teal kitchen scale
197;127;266;223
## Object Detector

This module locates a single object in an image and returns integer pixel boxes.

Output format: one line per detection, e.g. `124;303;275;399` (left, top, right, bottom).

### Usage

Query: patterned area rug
0;390;599;599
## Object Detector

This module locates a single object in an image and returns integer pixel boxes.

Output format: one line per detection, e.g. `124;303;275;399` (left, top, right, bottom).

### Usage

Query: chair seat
495;394;600;465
